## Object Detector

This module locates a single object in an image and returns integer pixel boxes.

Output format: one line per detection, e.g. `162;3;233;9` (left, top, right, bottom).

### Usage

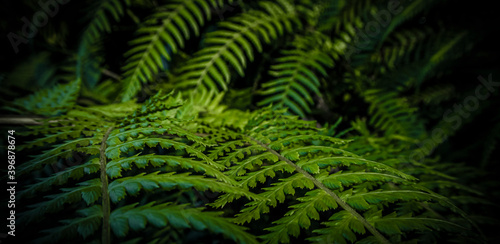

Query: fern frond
108;172;261;203
17;111;112;177
228;173;313;223
8;0;493;242
6;79;81;116
107;124;203;150
110;202;259;243
210;108;462;244
302;155;414;177
119;0;228;101
344;189;438;211
20;179;102;225
315;0;346;32
320;171;411;190
81;0;130;43
18;145;101;176
410;83;455;105
364;89;426;139
17;91;262;243
36;205;102;243
19;130;88;150
370;31;472;89
106;154;226;180
175;1;299;92
258;34;334;117
309;209;464;243
261;189;338;244
236;161;295;189
368;212;466;235
377;0;436;45
105;137;219;166
75;0;130;88
19;158;100;200
370;27;433;71
418;180;483;196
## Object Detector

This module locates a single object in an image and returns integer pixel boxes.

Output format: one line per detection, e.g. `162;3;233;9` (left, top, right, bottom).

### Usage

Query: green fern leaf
19;158;100;200
364;89;426;139
119;0;232;101
7;79;81;116
36;205;103;243
175;1;298;92
258;35;334;117
110;202;259;243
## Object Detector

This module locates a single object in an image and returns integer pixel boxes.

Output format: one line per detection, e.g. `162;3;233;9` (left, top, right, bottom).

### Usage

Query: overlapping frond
77;0;130;88
205;108;474;243
119;0;232;101
377;0;437;45
17;92;259;243
364;89;426;139
5;79;81;116
110;202;258;243
257;34;334;117
174;1;299;93
81;0;131;44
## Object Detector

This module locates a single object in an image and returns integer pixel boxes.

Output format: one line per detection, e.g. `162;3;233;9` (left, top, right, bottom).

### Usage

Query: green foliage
257;34;334;117
364;89;426;139
2;0;498;243
82;0;131;44
16;91;487;243
120;0;230;101
205;108;480;244
175;0;299;93
4;79;81;116
18;92;260;243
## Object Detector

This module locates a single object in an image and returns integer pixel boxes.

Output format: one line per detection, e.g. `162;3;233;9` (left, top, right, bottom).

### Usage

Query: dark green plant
17;92;260;243
14;91;484;243
1;0;499;243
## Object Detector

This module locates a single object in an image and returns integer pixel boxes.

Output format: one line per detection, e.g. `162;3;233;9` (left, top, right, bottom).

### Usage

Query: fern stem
0;117;43;125
100;127;114;244
247;136;392;244
101;68;122;81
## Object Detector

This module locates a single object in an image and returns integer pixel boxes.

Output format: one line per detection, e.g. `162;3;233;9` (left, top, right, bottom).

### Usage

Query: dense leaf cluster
1;0;499;243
